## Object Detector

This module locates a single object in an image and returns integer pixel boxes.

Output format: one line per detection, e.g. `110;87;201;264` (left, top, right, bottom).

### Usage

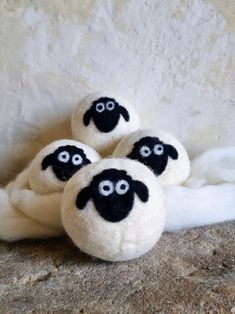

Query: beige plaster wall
0;0;234;183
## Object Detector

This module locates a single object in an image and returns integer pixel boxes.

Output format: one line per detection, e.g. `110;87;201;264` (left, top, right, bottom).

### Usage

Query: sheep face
76;168;149;222
127;136;178;176
41;145;91;182
83;97;130;133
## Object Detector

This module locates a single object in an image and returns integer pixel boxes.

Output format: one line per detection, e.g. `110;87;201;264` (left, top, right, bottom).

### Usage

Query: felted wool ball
0;139;101;241
71;93;140;156
61;158;165;261
112;129;190;186
28;139;101;194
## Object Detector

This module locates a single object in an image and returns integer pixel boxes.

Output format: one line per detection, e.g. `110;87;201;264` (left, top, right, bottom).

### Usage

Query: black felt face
76;168;149;223
83;97;130;133
41;145;91;182
127;137;178;176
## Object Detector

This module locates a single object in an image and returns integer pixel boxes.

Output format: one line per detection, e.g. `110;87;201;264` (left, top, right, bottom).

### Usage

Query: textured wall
0;0;235;183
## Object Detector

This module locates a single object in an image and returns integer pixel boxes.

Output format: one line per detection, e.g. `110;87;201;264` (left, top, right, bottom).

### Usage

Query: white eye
154;144;164;155
58;151;70;163
72;154;83;166
106;101;115;111
96;103;105;113
140;146;151;157
99;180;114;196
115;180;129;195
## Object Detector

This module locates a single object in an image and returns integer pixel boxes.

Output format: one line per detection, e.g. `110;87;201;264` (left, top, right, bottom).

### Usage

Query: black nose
60;174;70;181
53;167;78;182
94;196;134;223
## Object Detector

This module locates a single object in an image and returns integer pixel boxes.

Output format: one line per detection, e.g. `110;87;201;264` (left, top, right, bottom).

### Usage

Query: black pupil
120;184;126;190
62;154;67;159
103;185;110;191
98;105;103;110
158;147;162;150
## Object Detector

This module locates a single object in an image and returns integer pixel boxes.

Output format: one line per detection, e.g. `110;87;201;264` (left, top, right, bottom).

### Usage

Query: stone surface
0;222;234;313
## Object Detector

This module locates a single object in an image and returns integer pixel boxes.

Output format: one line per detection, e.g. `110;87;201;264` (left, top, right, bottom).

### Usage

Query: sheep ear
83;157;91;166
83;109;92;126
127;149;136;160
119;106;130;122
76;186;92;210
165;144;178;160
41;153;54;170
133;180;149;203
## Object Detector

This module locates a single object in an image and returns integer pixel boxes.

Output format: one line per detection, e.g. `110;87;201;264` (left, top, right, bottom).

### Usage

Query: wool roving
0;139;101;241
0;187;59;242
61;158;165;261
164;183;235;232
112;129;190;186
164;146;235;232
71;93;140;156
186;146;235;188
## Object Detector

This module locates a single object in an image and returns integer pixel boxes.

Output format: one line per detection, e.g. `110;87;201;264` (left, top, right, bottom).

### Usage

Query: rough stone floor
0;222;234;313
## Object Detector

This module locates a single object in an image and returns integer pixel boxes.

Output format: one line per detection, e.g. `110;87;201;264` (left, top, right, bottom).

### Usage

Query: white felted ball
61;158;165;261
112;129;190;186
0;140;101;241
29;139;101;194
71;93;140;156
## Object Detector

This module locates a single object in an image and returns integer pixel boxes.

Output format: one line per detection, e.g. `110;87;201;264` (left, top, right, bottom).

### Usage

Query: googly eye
106;101;115;111
154;144;164;155
58;151;70;163
140;146;151;157
72;154;83;166
96;103;105;113
115;180;129;195
99;180;114;196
